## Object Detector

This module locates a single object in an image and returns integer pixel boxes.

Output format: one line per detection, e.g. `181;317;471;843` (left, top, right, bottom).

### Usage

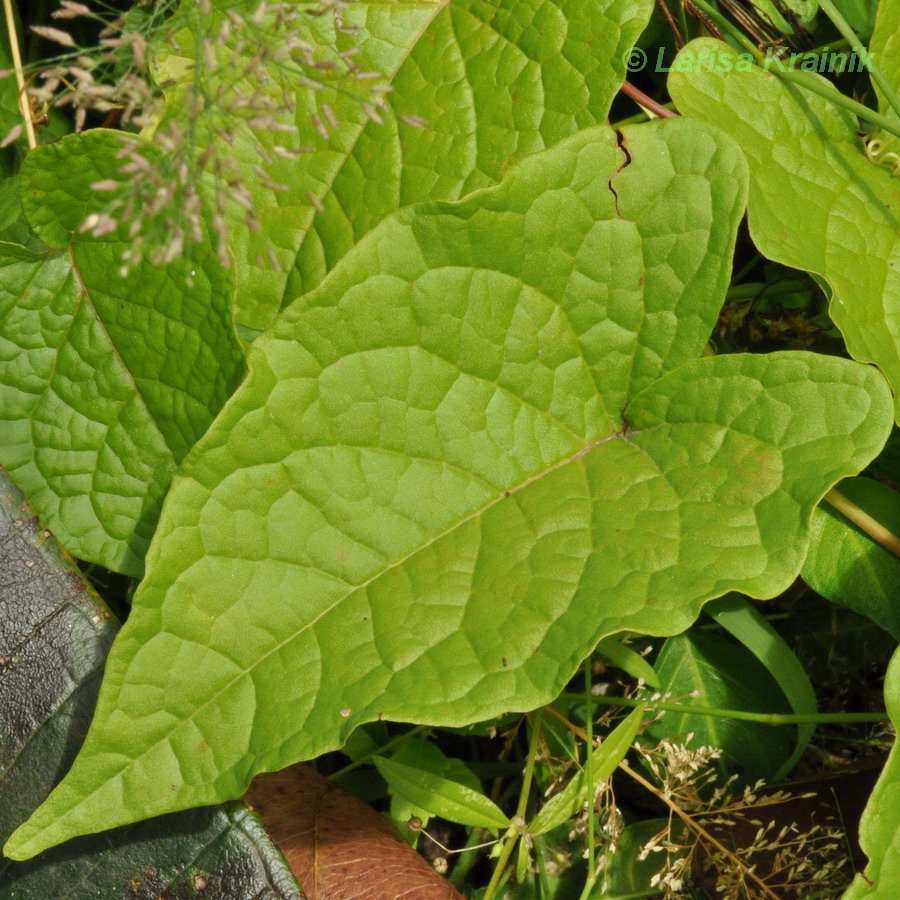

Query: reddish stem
620;81;678;118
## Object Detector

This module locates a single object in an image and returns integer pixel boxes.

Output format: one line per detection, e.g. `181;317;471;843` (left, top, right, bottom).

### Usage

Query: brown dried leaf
246;765;465;900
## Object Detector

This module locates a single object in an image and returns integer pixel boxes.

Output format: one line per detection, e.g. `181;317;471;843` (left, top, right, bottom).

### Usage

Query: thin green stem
824;488;900;557
578;658;596;900
329;724;428;780
515;717;541;823
480;822;519;896
807;37;853;55
778;68;900;139
483;716;541;900
3;0;36;149
678;1;690;43
602;892;664;899
448;826;489;890
533;840;555;897
817;0;900;124
725;279;810;301
730;252;763;287
558;692;889;724
611;107;653;128
706;594;816;781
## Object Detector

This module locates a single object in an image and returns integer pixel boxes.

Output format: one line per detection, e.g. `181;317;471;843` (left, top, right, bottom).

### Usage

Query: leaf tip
3;821;51;862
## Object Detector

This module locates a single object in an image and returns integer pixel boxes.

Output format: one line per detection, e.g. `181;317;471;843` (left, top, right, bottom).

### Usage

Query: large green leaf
156;0;655;331
668;37;900;422
6;118;893;860
0;465;300;898
0;130;244;575
842;645;900;899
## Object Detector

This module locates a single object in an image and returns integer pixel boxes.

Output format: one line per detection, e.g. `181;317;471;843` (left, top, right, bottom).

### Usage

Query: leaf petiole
824;488;900;557
579;658;597;900
775;69;900;140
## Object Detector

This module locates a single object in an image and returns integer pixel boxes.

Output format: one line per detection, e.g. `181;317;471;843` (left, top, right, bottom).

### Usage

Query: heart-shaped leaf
0;130;244;575
668;36;900;421
6;117;893;861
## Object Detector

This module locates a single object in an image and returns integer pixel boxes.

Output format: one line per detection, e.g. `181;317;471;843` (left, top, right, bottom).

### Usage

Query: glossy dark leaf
0;465;301;900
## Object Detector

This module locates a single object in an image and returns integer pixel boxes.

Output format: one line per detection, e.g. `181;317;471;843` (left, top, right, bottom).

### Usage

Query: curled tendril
864;136;900;175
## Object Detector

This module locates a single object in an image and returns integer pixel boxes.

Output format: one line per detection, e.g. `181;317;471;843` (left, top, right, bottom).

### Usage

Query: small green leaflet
530;705;644;836
596;636;660;689
374;757;509;830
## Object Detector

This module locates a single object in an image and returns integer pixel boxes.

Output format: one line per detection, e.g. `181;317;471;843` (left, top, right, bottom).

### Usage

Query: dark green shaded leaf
705;593;817;779
0;466;300;898
645;629;791;781
780;593;895;688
